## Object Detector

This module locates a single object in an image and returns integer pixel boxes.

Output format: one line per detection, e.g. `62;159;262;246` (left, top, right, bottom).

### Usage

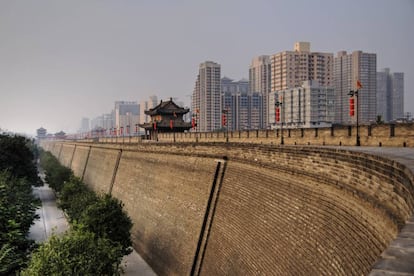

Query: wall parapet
91;123;414;148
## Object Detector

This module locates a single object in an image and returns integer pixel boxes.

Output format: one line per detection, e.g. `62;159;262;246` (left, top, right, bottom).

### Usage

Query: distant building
221;77;263;130
139;98;192;140
114;101;140;136
334;51;377;124
140;95;158;126
271;42;333;92
103;112;114;132
377;68;404;122
90;115;104;130
192;61;221;132
54;131;66;140
36;127;47;139
90;112;114;137
269;80;335;129
79;117;90;134
249;55;271;128
91;113;114;133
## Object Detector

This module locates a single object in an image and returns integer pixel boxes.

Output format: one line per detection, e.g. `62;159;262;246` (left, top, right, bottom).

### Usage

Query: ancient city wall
106;123;414;147
40;141;414;275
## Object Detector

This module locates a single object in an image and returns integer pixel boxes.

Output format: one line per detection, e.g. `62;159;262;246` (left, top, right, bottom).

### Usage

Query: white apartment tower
269;80;335;128
249;55;271;128
271;42;333;92
334;51;377;124
377;68;404;122
192;61;221;132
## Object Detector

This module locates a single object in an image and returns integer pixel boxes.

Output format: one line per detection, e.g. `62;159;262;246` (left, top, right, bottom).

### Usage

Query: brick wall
149;123;414;147
58;144;75;167
41;141;414;275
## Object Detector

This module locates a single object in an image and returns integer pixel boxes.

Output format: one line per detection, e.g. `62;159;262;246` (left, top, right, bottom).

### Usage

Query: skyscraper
377;68;404;122
249;55;271;128
271;42;333;92
192;61;221;132
334;51;377;124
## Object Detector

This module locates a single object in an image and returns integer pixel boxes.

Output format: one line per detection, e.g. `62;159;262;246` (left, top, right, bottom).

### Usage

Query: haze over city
0;0;413;136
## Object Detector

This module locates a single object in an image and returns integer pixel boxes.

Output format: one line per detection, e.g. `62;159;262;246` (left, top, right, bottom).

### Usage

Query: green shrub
58;177;98;222
22;228;123;276
78;194;133;255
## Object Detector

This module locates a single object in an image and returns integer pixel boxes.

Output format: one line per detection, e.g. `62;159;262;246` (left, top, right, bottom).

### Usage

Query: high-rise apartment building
271;42;333;92
377;68;404;122
269;80;335;129
249;55;271;128
221;77;262;130
91;113;114;132
392;72;404;120
192;61;221;132
114;101;140;135
334;51;377;124
79;117;90;134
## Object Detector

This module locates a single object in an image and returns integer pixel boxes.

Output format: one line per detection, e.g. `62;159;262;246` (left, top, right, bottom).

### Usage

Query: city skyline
0;0;413;135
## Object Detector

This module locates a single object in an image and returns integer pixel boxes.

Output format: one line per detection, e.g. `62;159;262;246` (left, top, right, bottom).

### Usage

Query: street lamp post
275;100;284;145
348;89;360;146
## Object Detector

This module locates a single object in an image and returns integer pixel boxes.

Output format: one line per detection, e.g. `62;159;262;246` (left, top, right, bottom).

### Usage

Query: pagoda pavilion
139;98;192;140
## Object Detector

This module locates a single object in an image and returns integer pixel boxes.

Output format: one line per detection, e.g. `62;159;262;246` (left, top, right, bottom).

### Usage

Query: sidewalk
29;182;156;275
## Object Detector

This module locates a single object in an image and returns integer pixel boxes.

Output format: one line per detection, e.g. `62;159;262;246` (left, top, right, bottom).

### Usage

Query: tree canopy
0;135;41;274
0;135;42;186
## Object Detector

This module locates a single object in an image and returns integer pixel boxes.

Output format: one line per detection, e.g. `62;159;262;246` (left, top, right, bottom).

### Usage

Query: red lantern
275;107;280;122
349;98;355;117
222;114;227;126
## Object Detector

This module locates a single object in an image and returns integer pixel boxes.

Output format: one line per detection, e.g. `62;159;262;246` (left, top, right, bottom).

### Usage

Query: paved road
29;182;156;275
28;184;68;241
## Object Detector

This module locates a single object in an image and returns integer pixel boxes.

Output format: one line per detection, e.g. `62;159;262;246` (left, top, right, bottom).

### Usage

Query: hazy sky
1;0;413;135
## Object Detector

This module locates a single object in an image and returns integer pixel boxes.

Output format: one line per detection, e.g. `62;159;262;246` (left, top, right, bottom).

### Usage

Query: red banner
349;98;355;117
275;107;280;122
222;114;227;126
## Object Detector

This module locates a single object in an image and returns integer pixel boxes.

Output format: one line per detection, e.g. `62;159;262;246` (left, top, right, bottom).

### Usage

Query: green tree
0;134;42;186
22;228;123;276
79;194;133;255
58;176;98;222
0;172;39;274
39;150;72;192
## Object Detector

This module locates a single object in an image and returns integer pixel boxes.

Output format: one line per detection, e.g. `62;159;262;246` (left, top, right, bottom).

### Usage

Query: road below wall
28;175;156;276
